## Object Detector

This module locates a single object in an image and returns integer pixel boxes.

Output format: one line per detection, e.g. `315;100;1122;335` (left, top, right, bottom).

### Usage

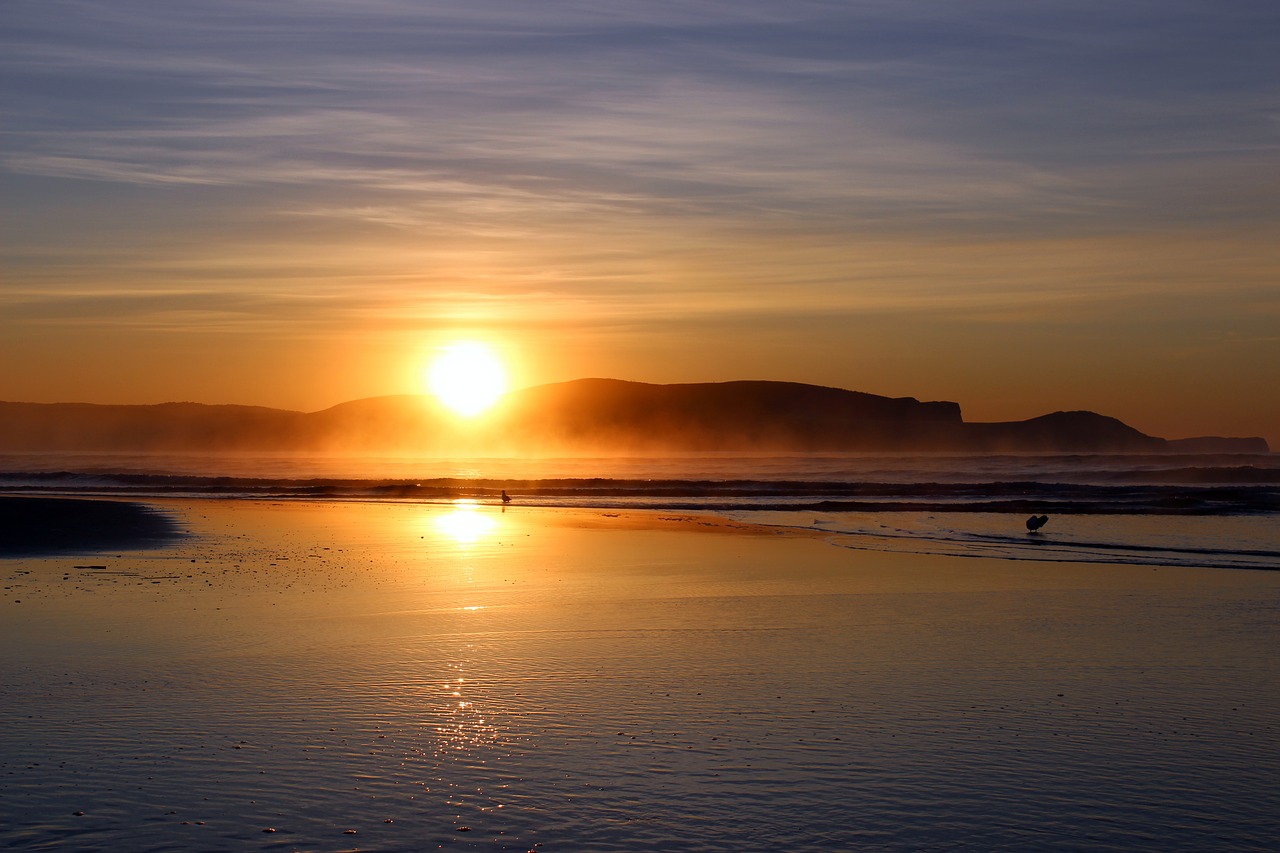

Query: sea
2;450;1277;570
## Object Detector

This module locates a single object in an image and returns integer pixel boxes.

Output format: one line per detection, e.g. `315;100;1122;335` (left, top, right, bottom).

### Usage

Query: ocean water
3;499;1279;852
2;450;1277;570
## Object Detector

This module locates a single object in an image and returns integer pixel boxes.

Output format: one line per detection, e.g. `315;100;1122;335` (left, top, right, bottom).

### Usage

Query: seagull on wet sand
1026;514;1049;532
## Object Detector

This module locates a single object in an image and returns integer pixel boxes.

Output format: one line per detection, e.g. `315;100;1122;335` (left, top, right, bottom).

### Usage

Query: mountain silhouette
0;379;1268;453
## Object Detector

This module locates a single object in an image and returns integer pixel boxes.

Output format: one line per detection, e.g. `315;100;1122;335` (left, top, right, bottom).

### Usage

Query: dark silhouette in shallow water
501;490;512;504
1026;514;1049;532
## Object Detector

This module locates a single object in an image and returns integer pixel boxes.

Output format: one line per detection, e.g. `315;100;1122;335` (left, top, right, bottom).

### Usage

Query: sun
427;341;509;416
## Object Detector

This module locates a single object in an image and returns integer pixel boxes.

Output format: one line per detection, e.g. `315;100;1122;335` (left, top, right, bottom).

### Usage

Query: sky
2;0;1278;445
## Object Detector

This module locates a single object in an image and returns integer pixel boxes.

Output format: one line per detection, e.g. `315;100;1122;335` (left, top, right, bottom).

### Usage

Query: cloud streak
9;1;1274;225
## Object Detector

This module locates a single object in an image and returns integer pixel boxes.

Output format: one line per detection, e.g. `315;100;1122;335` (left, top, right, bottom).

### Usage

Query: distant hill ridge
0;379;1269;453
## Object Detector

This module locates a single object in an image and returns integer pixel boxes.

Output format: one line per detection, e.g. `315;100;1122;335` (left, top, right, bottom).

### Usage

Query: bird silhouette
501;490;512;504
1026;514;1049;532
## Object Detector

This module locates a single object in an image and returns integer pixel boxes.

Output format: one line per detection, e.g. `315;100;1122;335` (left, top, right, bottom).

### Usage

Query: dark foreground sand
0;495;183;556
3;497;1279;851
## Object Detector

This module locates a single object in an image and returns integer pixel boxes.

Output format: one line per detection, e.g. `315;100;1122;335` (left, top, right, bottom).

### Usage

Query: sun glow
427;342;508;416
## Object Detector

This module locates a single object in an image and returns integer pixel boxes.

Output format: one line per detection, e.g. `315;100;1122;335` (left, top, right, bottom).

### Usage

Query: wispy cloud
8;1;1274;229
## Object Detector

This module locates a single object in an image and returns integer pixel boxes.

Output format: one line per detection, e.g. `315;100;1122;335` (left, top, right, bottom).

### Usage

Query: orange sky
2;3;1277;446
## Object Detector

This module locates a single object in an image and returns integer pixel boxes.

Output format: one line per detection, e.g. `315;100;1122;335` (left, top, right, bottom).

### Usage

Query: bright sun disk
428;342;508;416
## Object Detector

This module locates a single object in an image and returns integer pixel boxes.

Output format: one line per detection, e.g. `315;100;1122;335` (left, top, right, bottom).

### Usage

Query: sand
3;497;1279;851
0;495;182;557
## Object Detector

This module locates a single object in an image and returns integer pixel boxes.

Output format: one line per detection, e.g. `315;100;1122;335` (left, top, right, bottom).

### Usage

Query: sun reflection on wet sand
432;499;500;547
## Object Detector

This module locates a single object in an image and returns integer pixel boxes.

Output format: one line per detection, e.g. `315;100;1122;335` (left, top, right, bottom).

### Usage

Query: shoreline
3;492;1277;571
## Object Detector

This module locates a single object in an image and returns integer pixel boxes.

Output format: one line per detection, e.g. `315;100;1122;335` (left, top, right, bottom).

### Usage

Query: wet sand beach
0;496;182;557
3;498;1279;851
